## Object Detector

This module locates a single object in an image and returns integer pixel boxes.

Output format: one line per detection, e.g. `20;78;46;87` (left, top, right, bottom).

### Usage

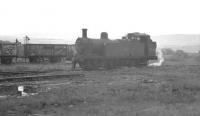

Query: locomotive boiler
73;29;157;70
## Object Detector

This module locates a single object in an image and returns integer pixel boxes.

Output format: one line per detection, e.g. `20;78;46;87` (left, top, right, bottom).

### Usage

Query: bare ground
0;62;200;116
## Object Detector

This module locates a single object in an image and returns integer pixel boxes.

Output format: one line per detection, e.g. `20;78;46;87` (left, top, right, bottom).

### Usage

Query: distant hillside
152;34;200;53
0;35;68;44
0;36;16;43
0;40;12;44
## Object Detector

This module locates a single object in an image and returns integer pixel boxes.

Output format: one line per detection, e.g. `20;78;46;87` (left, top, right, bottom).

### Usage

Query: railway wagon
0;43;75;64
25;44;74;63
73;29;157;70
0;43;17;64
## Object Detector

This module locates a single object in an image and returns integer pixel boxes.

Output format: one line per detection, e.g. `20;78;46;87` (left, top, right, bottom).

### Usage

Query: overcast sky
0;0;200;43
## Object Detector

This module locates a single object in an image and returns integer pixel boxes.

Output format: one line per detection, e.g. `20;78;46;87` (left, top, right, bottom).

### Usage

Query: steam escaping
148;49;164;67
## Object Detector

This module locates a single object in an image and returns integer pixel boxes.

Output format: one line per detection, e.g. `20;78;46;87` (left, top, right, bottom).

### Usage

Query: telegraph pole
24;35;30;62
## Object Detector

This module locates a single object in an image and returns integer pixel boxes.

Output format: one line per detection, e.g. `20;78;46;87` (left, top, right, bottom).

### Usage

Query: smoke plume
148;49;164;66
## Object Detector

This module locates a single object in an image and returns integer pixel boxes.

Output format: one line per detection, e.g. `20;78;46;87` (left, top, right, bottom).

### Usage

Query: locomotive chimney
82;28;87;38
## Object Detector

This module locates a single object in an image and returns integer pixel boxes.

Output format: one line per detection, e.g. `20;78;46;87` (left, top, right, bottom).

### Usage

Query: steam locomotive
73;29;157;70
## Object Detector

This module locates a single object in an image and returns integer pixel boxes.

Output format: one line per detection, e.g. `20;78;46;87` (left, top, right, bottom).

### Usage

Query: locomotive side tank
73;29;157;70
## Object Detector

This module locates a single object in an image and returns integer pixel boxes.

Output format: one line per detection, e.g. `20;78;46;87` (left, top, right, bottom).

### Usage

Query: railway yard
0;60;200;116
0;0;199;115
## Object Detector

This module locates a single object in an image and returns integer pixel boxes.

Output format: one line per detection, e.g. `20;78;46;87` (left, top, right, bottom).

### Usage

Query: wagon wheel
49;57;60;63
1;57;12;64
29;57;37;63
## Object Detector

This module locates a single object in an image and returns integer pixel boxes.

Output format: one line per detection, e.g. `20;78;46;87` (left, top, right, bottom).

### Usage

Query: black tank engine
73;29;157;70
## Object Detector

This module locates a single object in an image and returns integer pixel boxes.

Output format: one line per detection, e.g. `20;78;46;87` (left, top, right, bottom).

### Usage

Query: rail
0;73;84;83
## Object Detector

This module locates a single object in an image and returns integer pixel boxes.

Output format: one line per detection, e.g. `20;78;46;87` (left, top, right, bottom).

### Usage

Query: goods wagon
25;44;73;63
72;29;157;70
0;43;75;64
0;43;17;64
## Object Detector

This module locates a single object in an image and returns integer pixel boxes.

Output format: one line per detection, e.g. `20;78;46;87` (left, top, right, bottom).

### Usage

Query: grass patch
0;86;85;115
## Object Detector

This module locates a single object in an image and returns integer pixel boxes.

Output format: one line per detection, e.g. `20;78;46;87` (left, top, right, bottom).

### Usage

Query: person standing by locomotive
71;46;78;69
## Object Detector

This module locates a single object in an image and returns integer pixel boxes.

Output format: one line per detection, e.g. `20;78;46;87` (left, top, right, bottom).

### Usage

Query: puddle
0;84;39;98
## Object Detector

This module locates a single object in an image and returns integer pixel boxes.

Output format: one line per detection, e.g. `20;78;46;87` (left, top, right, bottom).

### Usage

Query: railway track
0;71;48;76
0;73;84;83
